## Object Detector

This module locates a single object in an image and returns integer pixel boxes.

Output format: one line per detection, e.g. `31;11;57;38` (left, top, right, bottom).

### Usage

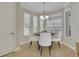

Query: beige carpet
5;42;76;57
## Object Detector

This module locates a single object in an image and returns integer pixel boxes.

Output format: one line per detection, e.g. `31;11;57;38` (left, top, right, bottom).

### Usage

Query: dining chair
52;31;62;48
39;32;52;56
29;34;40;48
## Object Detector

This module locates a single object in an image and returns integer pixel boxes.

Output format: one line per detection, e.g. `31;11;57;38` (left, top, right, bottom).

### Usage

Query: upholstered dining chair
39;32;52;56
29;34;40;48
51;31;62;48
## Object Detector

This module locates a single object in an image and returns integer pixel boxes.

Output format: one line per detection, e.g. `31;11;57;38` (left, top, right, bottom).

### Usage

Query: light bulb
40;15;49;20
40;16;45;20
40;16;43;19
45;15;49;19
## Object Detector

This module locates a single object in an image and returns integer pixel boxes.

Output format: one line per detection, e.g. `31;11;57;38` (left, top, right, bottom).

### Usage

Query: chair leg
50;41;53;49
29;41;32;48
37;41;40;50
48;46;51;56
58;41;61;48
40;46;43;56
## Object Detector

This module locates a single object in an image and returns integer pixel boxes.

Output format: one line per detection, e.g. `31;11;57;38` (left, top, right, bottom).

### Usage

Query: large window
24;13;30;36
46;13;62;36
40;18;44;32
33;16;38;33
65;9;71;37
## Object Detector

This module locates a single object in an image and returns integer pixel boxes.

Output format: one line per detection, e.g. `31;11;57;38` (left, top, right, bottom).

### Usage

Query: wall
63;2;79;51
71;2;79;49
63;3;75;51
16;3;40;45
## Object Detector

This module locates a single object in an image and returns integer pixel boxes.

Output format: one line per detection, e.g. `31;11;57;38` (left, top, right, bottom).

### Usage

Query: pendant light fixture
40;2;49;20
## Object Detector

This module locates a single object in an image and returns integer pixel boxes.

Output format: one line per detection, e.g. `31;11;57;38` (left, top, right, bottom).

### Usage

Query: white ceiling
20;2;68;14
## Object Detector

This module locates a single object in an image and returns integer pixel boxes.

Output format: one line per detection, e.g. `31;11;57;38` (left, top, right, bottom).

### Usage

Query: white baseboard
0;47;21;56
14;47;21;52
61;42;78;56
0;50;14;56
61;42;76;52
19;40;30;45
15;40;30;51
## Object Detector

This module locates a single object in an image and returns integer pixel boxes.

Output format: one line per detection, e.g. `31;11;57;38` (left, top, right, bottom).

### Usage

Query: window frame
64;8;71;38
46;13;62;33
24;13;30;36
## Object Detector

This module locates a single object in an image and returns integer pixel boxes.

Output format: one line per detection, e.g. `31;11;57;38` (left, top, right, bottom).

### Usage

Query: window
24;13;30;36
33;16;38;33
40;18;44;32
46;19;52;32
65;9;71;37
46;13;62;36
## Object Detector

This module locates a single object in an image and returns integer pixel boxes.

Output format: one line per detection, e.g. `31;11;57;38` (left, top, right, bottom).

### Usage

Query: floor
5;42;76;57
76;42;79;56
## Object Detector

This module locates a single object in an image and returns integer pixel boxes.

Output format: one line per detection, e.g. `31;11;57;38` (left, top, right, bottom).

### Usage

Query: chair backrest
58;31;62;41
39;32;51;46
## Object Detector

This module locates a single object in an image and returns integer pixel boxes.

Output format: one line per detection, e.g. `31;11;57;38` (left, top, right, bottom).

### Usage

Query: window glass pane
33;16;38;33
24;13;30;36
66;9;71;37
40;19;44;32
46;13;62;37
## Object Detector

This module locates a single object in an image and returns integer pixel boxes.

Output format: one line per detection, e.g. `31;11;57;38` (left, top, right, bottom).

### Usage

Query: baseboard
14;47;21;52
61;42;77;56
19;40;30;45
61;42;76;52
1;47;21;57
15;40;30;51
0;50;14;57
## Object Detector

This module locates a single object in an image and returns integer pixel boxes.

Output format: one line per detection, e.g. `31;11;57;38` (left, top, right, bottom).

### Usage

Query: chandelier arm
40;2;49;20
43;2;45;17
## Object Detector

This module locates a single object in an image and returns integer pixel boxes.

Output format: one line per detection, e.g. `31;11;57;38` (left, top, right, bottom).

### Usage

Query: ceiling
20;2;68;14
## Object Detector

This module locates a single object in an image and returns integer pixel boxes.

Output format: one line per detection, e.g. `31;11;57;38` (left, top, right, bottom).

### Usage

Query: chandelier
40;2;49;20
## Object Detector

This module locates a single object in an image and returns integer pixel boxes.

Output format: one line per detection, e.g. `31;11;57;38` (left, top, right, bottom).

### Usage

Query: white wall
63;2;79;51
16;3;40;45
71;2;79;48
